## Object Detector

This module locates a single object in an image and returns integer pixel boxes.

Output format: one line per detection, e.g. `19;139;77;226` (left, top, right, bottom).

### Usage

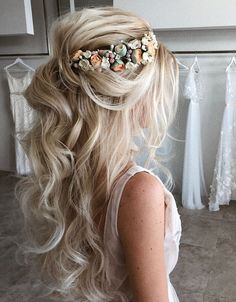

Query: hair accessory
70;31;159;72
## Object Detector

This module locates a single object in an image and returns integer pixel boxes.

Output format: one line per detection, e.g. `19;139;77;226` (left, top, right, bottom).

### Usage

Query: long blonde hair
15;6;179;302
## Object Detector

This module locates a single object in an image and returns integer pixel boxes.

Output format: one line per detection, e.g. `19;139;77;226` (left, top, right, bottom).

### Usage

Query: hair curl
15;6;179;302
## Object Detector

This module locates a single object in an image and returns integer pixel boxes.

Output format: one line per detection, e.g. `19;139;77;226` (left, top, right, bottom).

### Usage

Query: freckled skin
117;171;169;302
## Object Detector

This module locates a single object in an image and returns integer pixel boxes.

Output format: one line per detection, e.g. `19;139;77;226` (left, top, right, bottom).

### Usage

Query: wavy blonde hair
15;6;179;302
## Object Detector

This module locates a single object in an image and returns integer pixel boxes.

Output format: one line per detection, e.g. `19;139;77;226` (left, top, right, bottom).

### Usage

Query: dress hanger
225;56;236;72
176;58;189;70
190;55;200;73
4;57;35;74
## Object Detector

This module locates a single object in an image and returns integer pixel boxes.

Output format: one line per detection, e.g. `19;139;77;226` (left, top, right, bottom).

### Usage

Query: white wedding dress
6;69;35;175
208;66;236;211
182;61;207;209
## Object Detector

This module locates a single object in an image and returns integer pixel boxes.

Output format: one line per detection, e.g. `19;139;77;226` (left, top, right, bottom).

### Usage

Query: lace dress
103;164;182;302
208;67;236;211
182;62;207;209
6;70;35;175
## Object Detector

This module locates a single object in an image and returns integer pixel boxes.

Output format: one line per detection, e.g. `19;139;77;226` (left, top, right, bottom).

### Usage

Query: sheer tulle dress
209;66;236;211
182;61;207;209
103;164;182;302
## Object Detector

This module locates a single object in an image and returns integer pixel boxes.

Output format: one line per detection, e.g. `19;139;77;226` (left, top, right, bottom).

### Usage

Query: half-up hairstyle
15;6;179;302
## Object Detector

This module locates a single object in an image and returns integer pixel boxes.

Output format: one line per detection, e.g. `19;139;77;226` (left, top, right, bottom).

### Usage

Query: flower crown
70;31;158;72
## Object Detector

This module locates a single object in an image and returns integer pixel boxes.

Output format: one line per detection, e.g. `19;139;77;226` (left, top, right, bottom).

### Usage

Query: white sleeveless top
103;164;182;302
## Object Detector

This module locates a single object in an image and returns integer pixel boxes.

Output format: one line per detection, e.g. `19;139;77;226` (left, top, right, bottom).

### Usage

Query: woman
16;6;181;302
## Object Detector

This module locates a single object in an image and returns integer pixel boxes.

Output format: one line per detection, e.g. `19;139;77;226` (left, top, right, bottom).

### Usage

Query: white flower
101;57;110;69
147;31;154;40
83;50;92;58
142;51;153;63
145;31;159;49
141;59;148;65
150;32;159;49
79;59;93;71
142;37;149;45
128;39;142;49
142;45;147;51
142;52;148;60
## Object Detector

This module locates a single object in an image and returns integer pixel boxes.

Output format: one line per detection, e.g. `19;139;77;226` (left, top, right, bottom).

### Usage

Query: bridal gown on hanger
208;64;236;211
5;62;35;176
182;58;207;209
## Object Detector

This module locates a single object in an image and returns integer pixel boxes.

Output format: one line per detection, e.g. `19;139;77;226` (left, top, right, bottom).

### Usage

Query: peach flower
111;60;125;71
131;49;143;64
147;41;156;57
90;54;102;68
72;50;83;59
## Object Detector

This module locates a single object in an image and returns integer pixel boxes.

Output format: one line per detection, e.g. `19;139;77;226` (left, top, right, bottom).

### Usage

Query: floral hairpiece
70;31;158;72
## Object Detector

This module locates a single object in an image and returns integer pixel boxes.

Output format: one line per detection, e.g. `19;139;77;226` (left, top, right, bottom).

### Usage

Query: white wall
114;0;236;30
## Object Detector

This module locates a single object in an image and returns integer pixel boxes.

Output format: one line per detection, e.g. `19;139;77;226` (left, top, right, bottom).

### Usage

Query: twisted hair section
15;6;179;301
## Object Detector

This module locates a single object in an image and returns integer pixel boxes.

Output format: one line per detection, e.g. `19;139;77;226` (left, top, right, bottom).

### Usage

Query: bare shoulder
121;171;164;202
117;171;166;237
117;171;168;301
